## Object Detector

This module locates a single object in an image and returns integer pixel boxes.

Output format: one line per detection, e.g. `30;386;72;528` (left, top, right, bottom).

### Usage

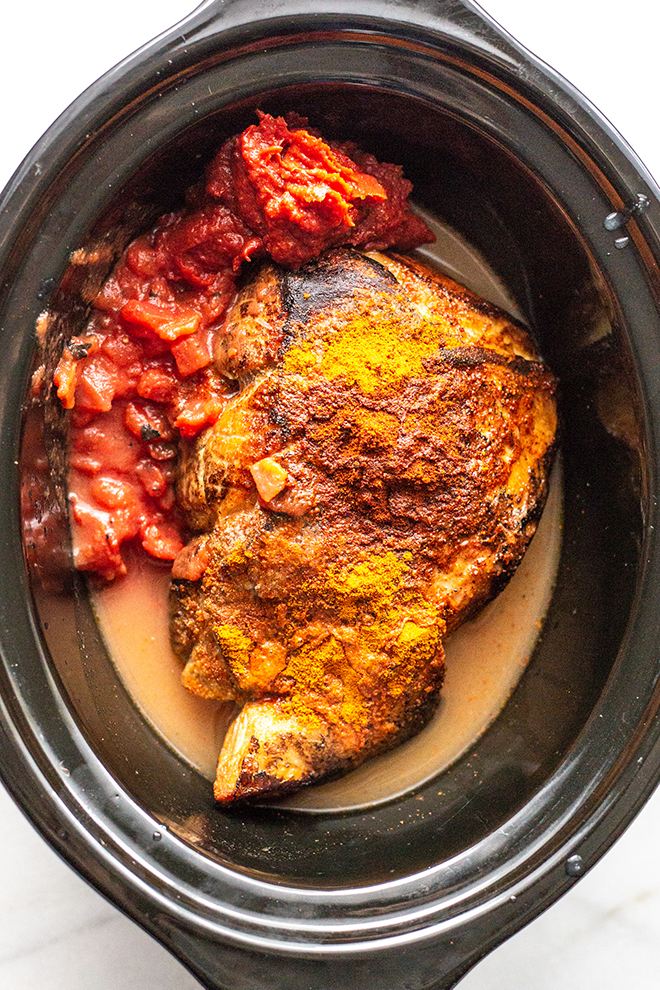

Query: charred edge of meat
389;251;533;328
422;346;552;378
230;740;355;804
267;406;292;440
277;248;398;354
227;673;446;806
447;436;558;633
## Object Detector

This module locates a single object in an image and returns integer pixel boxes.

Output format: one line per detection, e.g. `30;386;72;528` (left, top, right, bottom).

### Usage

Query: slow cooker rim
1;0;660;977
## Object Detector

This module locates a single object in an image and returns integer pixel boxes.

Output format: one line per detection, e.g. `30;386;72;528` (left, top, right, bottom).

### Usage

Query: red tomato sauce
53;112;433;581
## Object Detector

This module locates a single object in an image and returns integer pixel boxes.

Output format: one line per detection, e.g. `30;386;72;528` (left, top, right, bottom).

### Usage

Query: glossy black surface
1;2;660;989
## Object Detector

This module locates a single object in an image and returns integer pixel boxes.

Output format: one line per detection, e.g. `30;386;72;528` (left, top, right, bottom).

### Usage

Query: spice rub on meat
170;248;558;803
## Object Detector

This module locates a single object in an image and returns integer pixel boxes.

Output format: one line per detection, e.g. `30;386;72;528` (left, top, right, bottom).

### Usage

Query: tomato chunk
121;300;201;341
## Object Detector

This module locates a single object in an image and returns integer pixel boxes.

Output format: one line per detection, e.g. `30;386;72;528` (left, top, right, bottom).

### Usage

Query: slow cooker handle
180;0;535;76
167;931;473;990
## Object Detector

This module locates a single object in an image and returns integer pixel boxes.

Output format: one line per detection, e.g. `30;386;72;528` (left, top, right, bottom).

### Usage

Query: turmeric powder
263;550;441;732
284;303;447;395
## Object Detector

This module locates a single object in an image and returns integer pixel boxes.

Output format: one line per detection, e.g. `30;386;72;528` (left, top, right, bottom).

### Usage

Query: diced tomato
170;328;212;376
135;459;168;498
69;405;141;475
124;400;174;442
75;354;124;412
140;518;185;559
93;259;152;314
126;236;159;277
121;299;200;341
90;476;139;512
173;396;224;438
53;350;78;409
89;477;141;544
137;362;180;403
147;440;178;461
101;331;143;367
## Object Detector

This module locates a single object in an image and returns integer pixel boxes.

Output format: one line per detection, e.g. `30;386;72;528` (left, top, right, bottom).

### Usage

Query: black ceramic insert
1;2;660;989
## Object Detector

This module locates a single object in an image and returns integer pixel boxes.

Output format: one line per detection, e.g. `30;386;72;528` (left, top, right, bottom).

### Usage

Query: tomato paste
52;112;433;581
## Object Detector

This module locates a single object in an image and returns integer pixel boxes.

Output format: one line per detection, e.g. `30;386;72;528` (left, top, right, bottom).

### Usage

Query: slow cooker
1;1;660;988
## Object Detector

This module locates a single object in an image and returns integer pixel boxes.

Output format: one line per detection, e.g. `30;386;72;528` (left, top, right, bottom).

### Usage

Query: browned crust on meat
170;248;558;803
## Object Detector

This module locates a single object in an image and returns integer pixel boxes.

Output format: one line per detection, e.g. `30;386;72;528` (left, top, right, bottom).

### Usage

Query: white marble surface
2;1;660;987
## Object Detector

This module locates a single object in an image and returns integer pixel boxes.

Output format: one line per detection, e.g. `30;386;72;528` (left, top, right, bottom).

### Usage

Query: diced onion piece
249;457;288;502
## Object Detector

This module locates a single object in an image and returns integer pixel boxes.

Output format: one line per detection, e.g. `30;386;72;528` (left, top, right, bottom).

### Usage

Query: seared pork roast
170;248;557;802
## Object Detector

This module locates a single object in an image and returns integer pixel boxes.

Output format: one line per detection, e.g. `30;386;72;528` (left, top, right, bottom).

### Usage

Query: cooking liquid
91;216;562;812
